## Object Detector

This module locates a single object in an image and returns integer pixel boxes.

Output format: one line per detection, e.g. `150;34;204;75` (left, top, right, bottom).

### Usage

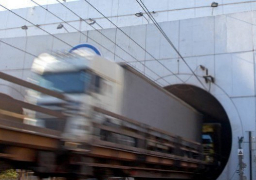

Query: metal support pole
238;136;244;180
239;153;244;180
249;131;252;180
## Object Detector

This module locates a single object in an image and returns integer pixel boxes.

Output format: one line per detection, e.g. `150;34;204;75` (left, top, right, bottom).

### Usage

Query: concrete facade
1;0;256;179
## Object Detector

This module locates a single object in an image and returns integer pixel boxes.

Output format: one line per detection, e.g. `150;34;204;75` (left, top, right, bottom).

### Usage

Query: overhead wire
0;39;38;59
0;0;187;86
30;0;127;62
135;0;207;90
52;0;170;85
0;1;167;86
0;39;43;98
81;0;185;83
0;4;242;178
0;4;74;48
31;0;167;86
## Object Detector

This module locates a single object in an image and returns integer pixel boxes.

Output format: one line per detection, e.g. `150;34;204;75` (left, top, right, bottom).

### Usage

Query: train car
28;50;203;143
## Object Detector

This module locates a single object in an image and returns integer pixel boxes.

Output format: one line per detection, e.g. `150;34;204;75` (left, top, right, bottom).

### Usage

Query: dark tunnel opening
165;84;232;180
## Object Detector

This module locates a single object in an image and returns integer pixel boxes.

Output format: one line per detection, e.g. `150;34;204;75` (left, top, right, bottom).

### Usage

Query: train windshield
39;71;91;93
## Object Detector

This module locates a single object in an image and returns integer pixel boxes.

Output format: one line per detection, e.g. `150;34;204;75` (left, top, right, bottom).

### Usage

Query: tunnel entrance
165;84;232;180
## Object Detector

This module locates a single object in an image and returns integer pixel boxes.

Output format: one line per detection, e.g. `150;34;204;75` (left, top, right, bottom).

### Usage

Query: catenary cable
136;0;207;89
0;1;166;86
80;0;185;83
30;0;127;62
53;0;171;84
30;0;168;85
0;4;73;48
0;3;167;86
137;0;207;89
136;0;207;90
0;39;38;58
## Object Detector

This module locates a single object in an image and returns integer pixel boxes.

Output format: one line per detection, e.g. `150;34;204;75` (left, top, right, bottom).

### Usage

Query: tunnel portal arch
165;84;241;180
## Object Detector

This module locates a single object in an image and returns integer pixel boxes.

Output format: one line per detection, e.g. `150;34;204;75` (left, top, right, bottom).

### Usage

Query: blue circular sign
69;44;101;56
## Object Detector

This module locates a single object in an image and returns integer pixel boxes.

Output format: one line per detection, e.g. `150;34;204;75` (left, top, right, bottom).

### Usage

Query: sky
0;0;77;11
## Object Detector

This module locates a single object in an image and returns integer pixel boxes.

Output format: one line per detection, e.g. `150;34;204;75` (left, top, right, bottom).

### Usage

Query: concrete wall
2;0;256;38
1;1;256;179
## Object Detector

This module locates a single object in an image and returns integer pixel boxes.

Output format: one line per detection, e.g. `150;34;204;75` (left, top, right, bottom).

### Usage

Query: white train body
28;50;202;143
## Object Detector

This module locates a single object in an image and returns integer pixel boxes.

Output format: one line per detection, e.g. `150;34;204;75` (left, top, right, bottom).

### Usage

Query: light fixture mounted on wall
21;25;28;30
203;75;215;83
86;18;96;25
135;12;143;17
200;65;208;75
211;2;218;7
57;23;69;32
57;23;64;29
200;65;215;83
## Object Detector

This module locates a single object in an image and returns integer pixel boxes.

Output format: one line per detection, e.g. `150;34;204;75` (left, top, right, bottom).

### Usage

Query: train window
40;71;91;93
94;75;101;93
